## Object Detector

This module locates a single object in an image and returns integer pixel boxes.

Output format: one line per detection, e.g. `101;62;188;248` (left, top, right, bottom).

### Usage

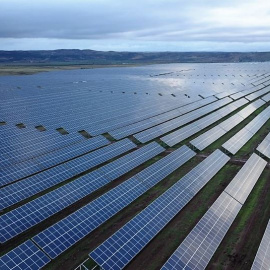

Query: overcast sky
1;0;270;51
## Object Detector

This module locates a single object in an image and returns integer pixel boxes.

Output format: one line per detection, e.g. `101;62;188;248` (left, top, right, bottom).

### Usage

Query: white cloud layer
0;0;270;51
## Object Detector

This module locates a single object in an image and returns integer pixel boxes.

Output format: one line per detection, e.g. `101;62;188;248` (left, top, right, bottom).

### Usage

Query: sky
0;0;270;51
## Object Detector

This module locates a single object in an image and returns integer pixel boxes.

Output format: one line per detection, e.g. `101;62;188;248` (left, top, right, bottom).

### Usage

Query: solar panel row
161;153;267;270
245;86;270;101
32;145;196;259
0;135;110;187
223;105;270;154
109;96;217;140
0;142;164;243
0;139;136;210
86;99;201;136
252;75;270;86
230;84;266;100
224;153;268;204
161;98;248;147
0;240;50;270
2;90;184;129
214;81;267;100
257;132;270;158
190;99;265;151
89;150;230;270
25;93;199;136
251;219;270;270
162;192;241;270
0;127;64;145
134;97;232;143
0;132;85;168
262;92;270;102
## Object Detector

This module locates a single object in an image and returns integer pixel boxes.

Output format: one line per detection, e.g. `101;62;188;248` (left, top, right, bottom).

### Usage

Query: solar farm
0;62;270;270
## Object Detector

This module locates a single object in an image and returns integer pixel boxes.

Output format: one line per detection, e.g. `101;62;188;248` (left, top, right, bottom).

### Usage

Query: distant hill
1;50;270;65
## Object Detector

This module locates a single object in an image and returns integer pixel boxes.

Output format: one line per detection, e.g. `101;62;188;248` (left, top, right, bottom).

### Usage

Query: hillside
1;50;270;65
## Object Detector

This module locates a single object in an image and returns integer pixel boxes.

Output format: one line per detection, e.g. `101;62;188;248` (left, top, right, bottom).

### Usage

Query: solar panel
190;99;266;151
161;153;266;270
224;153;267;204
161;125;201;147
0;142;164;243
262;92;270;102
89;150;229;270
85;98;205;136
223;106;270;154
0;240;50;270
222;127;254;155
0;133;84;167
109;97;217;139
2;63;270;269
134;97;232;143
230;85;266;100
251;219;270;270
237;99;265;118
0;135;110;187
0;138;136;210
161;98;248;147
257;132;270;158
0;159;42;188
161;192;242;270
190;125;226;151
32;145;195;259
245;87;270;101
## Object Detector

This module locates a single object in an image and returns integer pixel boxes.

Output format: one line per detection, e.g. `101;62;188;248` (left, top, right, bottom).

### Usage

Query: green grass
209;168;270;269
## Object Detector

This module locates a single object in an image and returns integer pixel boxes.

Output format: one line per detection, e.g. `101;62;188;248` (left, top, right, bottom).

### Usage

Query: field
0;62;270;270
0;64;143;76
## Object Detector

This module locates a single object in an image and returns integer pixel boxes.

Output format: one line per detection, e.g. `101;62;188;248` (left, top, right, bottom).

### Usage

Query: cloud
0;0;270;50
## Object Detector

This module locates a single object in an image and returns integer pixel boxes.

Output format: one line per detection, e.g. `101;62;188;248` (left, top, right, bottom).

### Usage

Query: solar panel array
262;92;270;102
190;98;266;150
0;141;164;243
1;63;270;270
229;84;267;100
0;135;110;187
109;96;217;139
222;105;270;154
134;97;232;143
162;192;242;270
161;98;248;147
245;85;270;101
0;240;50;270
33;145;195;259
251;219;270;270
257;132;270;158
162;153;267;270
0;139;136;210
89;150;230;269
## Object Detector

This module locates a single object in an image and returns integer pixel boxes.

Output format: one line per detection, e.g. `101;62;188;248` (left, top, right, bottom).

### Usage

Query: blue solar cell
162;192;241;270
223;105;270;154
0;138;135;210
109;97;217;139
0;132;84;167
251;219;270;270
161;98;248;147
0;142;164;243
161;154;266;270
32;145;195;259
0;240;50;270
134;97;232;143
89;150;229;270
